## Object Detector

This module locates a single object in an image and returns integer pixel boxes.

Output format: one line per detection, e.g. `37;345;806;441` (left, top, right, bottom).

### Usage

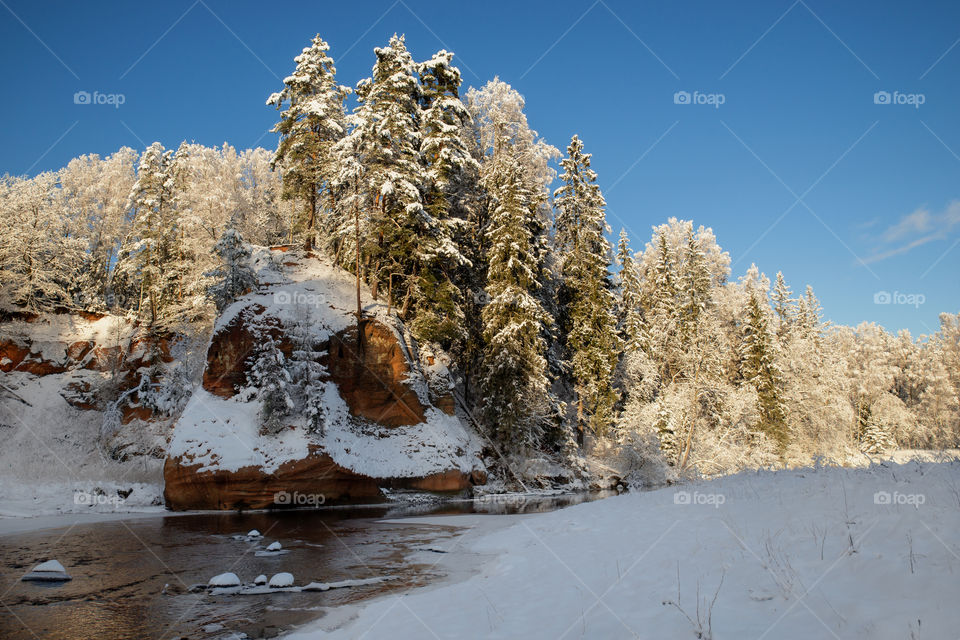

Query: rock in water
254;574;267;585
22;559;72;582
266;541;282;551
208;572;241;587
269;572;294;588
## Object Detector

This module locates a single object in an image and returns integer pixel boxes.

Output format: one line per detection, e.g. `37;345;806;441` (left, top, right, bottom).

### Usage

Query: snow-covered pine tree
771;271;793;340
206;222;257;312
343;34;427;309
115;142;176;325
740;286;788;455
677;227;712;346
646;230;679;380
553;135;621;437
410;49;479;348
479;153;553;449
287;311;328;434
268;34;349;250
615;229;646;352
247;330;294;435
654;402;680;465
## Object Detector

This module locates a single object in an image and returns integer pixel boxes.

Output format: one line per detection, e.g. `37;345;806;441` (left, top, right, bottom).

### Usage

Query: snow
254;574;267;585
168;250;484;479
288;461;960;640
208;572;241;587
247;529;262;538
269;572;294;588
267;541;282;551
32;559;66;573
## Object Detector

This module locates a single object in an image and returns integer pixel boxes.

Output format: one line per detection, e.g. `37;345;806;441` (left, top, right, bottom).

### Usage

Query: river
0;492;613;639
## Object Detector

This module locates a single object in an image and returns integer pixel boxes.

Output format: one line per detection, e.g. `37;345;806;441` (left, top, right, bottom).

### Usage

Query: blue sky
1;0;958;335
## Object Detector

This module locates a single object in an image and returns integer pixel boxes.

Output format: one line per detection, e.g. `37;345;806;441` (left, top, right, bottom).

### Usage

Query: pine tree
479;154;552;449
615;229;645;351
267;34;348;250
287;313;328;434
115;142;176;324
553;135;621;436
247;330;294;435
741;288;788;455
410;50;479;348
646;231;679;380
654;402;680;465
771;271;793;339
206;222;257;312
678;227;712;346
343;34;427;307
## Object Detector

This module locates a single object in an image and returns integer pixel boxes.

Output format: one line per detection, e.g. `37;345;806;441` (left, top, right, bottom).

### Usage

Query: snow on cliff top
168;247;483;478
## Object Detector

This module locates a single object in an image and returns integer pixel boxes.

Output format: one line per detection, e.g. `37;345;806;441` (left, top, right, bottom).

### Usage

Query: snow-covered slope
289;461;960;640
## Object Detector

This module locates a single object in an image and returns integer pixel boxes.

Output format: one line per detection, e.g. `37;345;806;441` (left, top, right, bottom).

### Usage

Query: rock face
323;320;427;427
163;447;478;511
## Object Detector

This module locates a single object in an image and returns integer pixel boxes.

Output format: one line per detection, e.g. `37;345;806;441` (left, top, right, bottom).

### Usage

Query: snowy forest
1;34;958;479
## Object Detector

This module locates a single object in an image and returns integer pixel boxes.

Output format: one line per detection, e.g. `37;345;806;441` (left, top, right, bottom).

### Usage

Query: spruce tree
615;229;645;351
478;154;552;449
741;289;788;455
345;34;427;306
268;34;348;250
553;135;621;436
247;331;294;435
115;142;175;325
206;222;256;312
772;271;793;339
411;50;479;348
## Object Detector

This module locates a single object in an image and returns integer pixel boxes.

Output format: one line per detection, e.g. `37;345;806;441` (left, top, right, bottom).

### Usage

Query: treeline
1;33;957;473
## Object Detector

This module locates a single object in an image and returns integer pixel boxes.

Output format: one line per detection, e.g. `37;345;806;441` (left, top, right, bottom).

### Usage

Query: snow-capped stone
208;572;241;587
266;541;282;551
254;574;267;585
247;529;262;538
21;559;72;582
33;559;66;573
269;572;294;588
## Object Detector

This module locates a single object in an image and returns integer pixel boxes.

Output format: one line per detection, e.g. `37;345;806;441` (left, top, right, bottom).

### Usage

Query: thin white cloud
866;200;960;263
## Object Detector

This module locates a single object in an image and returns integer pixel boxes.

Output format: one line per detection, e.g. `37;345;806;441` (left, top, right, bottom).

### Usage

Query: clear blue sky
2;0;958;336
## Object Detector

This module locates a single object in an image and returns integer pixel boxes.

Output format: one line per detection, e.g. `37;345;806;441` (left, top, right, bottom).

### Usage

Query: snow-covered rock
208;572;241;587
266;541;281;551
268;572;294;588
163;249;487;511
254;574;267;585
21;559;72;582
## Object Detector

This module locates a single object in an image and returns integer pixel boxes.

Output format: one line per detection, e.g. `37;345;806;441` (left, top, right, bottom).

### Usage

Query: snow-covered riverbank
289;461;960;640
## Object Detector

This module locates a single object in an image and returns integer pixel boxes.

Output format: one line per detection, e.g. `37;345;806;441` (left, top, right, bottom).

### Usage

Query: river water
0;492;612;639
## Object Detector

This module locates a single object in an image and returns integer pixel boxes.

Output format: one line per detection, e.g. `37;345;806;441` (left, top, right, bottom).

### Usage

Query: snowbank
288;461;960;639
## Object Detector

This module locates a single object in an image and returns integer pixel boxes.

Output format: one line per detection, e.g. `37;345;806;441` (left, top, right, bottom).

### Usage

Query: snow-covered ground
289;461;960;640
